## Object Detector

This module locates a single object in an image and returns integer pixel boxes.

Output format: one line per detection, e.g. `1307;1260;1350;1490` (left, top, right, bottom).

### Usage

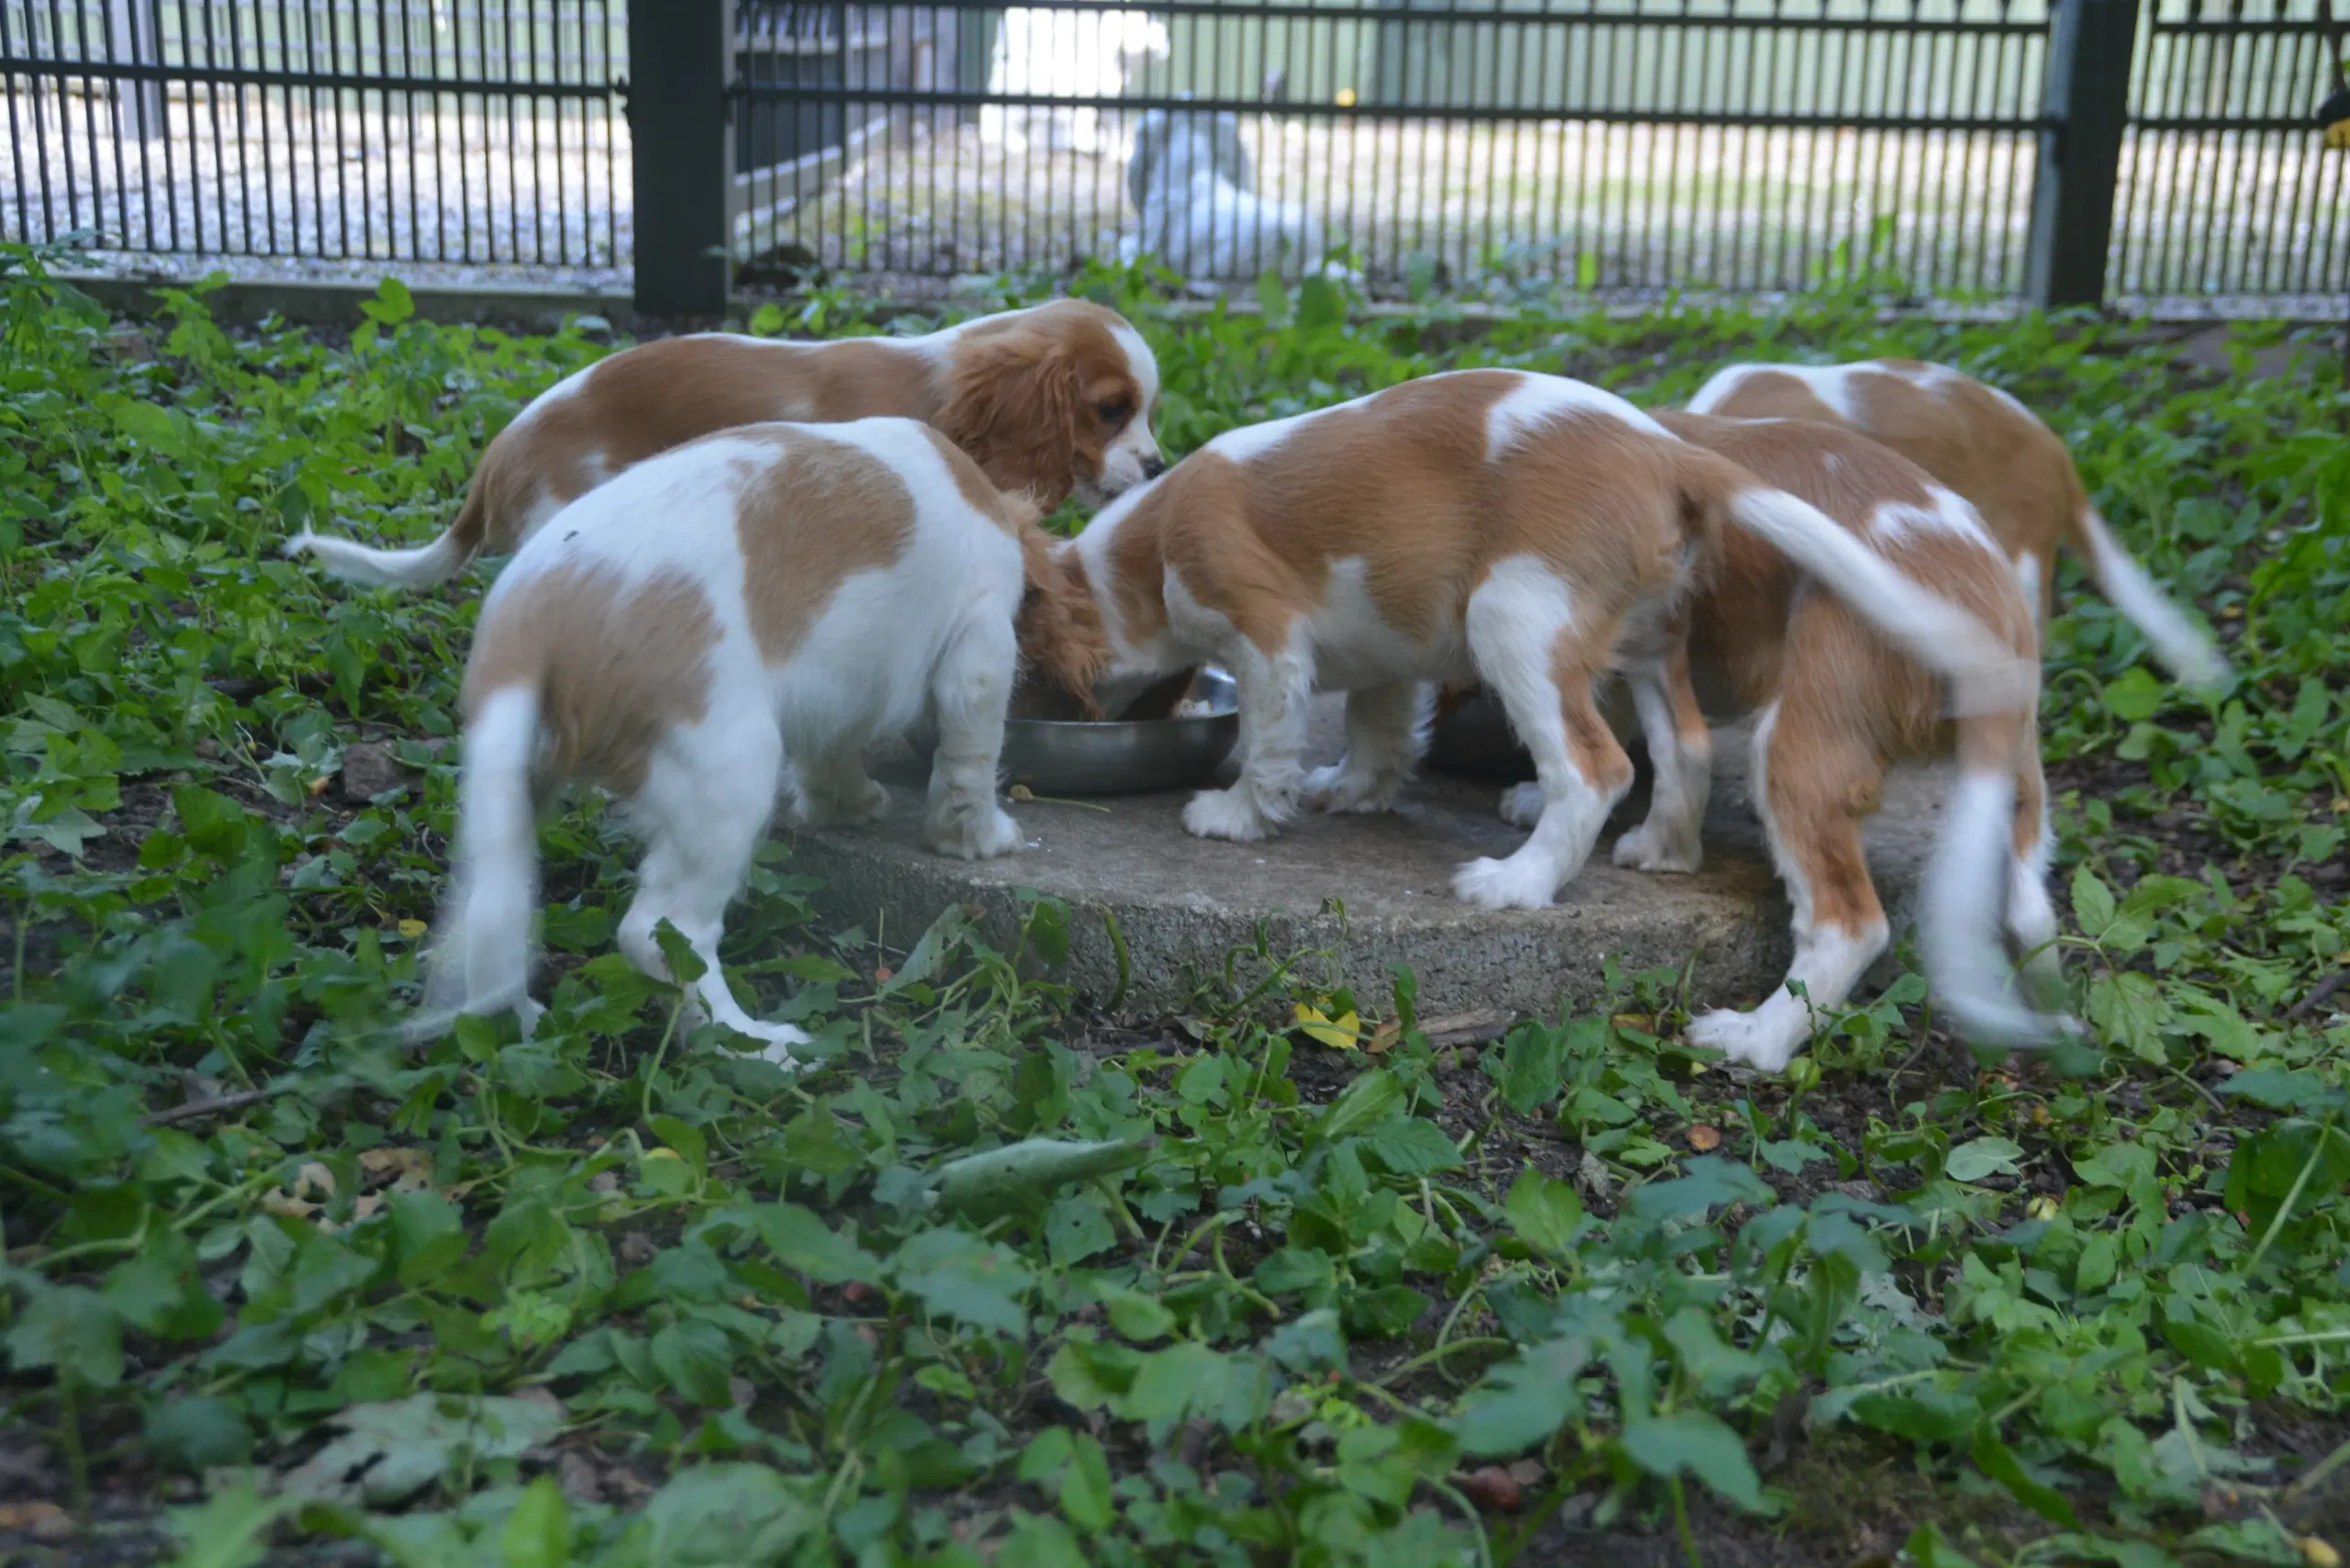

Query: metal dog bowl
1002;667;1237;794
908;668;1238;796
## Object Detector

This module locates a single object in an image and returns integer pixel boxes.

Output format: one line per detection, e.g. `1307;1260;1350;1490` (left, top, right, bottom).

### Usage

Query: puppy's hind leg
1454;566;1635;910
1684;700;1888;1074
616;706;809;1064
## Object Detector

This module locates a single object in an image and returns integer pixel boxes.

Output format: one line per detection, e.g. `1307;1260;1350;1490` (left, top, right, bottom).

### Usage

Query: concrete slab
794;695;1956;1021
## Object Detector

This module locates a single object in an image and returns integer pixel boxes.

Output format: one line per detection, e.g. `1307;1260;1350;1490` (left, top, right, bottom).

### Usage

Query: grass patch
3;241;2347;1568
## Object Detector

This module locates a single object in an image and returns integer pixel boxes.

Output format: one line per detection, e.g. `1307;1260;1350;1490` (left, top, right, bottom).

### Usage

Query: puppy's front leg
1183;628;1312;843
1612;648;1712;874
924;614;1024;860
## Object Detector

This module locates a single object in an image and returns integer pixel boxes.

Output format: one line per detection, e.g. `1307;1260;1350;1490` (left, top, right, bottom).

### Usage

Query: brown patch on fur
1015;535;1112;718
917;424;1046;533
933;299;1147;510
461;563;720;796
1695;364;2086;621
731;431;917;666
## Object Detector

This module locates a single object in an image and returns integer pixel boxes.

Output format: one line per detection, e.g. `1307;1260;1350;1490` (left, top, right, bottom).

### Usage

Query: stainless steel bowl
907;668;1238;795
1002;667;1237;794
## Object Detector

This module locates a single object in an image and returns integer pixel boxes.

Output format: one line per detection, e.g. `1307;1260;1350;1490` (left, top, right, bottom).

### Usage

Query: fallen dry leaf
0;1501;73;1540
1686;1125;1723;1152
397;918;428;938
1458;1464;1525;1512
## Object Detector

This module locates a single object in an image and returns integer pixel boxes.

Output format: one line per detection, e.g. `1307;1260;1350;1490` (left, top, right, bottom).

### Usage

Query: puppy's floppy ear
935;327;1083;511
1013;524;1110;720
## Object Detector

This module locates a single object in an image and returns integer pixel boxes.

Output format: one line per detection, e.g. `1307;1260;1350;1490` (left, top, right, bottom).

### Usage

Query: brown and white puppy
406;416;1084;1060
291;298;1164;588
1606;411;2074;1070
1045;369;2031;920
1687;359;2229;687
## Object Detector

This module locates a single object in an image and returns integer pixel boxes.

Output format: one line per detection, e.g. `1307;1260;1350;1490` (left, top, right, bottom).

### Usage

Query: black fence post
630;0;735;319
2025;0;2141;309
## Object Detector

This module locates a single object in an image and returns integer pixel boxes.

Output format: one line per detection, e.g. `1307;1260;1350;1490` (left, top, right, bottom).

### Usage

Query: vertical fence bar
2026;0;2139;308
630;0;733;316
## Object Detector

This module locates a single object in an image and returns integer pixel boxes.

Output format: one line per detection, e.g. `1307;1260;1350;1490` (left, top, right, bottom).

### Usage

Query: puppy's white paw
1612;822;1703;874
1184;787;1274;842
1684;1007;1803;1072
925;803;1020;865
1499;783;1545;829
1453;853;1558;910
1304;762;1397;815
845;778;892;823
722;1018;814;1068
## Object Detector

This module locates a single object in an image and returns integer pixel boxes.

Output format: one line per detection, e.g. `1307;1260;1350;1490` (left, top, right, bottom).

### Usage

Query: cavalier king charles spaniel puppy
1024;368;2059;1062
402;416;1105;1059
291;298;1163;589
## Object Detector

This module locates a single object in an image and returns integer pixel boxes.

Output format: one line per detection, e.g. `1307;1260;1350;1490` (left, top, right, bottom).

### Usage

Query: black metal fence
1;0;2342;313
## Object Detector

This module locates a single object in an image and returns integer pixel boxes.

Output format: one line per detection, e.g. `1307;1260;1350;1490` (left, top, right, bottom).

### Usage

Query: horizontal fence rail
0;1;629;267
2;0;2343;310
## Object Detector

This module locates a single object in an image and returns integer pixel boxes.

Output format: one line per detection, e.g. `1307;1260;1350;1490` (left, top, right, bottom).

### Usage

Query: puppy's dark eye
1096;398;1134;426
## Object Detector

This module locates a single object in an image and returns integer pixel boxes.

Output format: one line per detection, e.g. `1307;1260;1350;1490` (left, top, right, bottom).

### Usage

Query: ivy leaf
1453;1335;1592;1457
1360;1115;1463;1175
500;1474;573;1568
1045;1192;1116;1267
1945;1137;2025;1183
1619;1410;1765;1511
892;1227;1034;1338
1971;1428;2079;1527
2087;972;2173;1064
1060;1433;1115;1534
639;1463;816;1565
278;1394;565;1505
1308;1068;1404;1147
652;1317;737;1407
742;1204;883;1284
160;1485;297;1568
1504;1170;1585;1257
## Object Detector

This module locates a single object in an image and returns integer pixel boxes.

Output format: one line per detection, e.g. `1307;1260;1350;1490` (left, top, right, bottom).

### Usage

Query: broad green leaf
500;1474;572;1568
1360;1115;1463;1175
1970;1428;2078;1527
1505;1170;1585;1257
1945;1137;2025;1183
893;1227;1034;1338
1309;1068;1404;1147
1453;1335;1591;1457
1618;1410;1764;1510
1061;1433;1114;1534
639;1464;815;1565
161;1484;296;1568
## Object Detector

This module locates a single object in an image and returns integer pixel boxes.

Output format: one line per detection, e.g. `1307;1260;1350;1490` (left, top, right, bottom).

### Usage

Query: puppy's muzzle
1140;455;1167;480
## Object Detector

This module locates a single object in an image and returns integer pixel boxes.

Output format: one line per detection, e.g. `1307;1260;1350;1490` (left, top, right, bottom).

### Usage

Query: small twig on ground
2286;967;2350;1023
143;1089;271;1127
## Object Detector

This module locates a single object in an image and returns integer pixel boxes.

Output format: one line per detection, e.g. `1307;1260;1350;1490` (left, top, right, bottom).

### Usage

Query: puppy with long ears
407;417;1097;1058
1686;358;2230;688
289;298;1165;589
1037;369;2032;914
1607;411;2074;1070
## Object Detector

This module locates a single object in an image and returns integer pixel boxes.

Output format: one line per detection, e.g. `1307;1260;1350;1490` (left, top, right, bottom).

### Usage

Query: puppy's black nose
1141;455;1167;480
